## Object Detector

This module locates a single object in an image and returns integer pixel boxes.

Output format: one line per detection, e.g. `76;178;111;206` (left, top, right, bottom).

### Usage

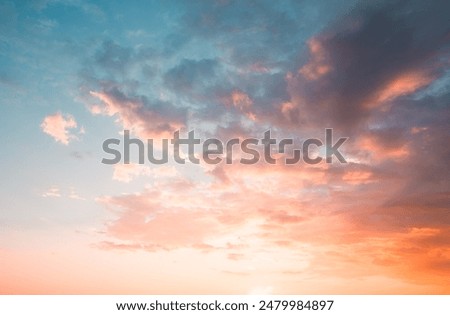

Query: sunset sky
0;0;449;294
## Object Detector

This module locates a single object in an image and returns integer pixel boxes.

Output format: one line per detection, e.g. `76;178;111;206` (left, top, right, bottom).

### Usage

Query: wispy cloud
42;186;61;198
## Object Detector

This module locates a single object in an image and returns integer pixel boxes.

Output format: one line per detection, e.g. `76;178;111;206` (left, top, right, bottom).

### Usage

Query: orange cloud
299;38;332;80
342;170;375;184
375;70;434;105
357;134;410;161
223;90;256;121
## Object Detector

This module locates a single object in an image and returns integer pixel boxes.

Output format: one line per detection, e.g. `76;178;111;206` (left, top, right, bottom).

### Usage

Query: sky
0;0;449;294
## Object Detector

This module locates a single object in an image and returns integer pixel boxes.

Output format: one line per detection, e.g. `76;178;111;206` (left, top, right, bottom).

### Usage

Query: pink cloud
374;70;434;106
40;112;78;145
299;38;332;80
89;89;185;139
221;90;256;121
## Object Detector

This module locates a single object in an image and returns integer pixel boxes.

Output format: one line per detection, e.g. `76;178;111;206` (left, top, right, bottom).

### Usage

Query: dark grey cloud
95;40;133;75
78;0;449;145
180;0;347;68
164;58;219;93
284;0;450;133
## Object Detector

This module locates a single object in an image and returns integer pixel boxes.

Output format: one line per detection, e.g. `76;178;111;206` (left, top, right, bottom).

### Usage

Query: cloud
163;58;219;93
40;112;79;145
94;40;133;76
68;187;86;200
282;0;449;133
73;0;450;293
225;90;255;120
97;187;219;248
298;38;332;81
42;186;61;198
41;186;86;200
89;88;186;138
